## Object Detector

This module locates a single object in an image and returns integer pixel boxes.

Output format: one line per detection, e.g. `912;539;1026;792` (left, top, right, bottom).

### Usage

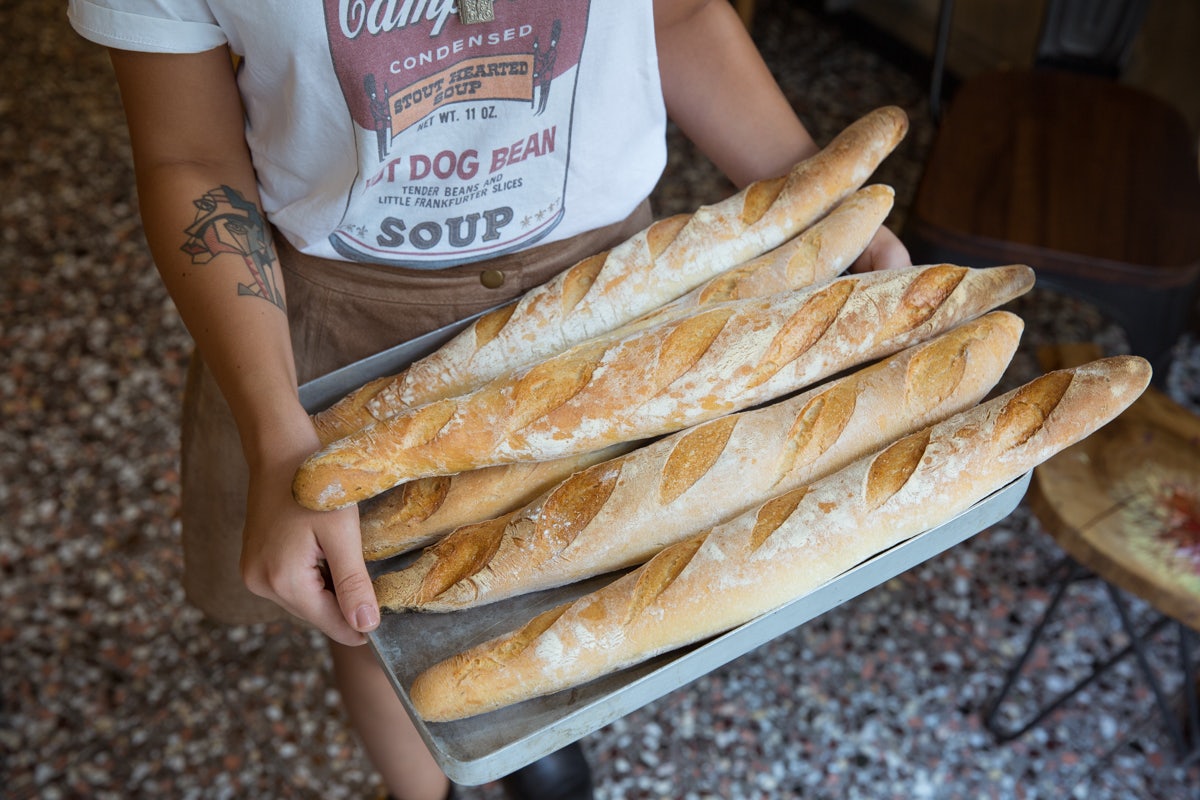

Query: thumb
320;518;381;634
851;227;911;273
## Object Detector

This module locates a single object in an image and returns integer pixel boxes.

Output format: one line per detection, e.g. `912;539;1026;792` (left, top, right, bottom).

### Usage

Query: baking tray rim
298;314;1031;786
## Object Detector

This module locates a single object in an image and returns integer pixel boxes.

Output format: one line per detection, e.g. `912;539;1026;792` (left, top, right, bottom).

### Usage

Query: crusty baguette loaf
374;311;1024;611
408;356;1153;721
311;107;910;445
360;443;637;560
294;263;1035;510
616;183;895;335
357;185;895;559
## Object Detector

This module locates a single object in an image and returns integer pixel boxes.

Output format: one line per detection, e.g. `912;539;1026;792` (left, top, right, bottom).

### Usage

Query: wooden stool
984;342;1200;762
905;66;1200;383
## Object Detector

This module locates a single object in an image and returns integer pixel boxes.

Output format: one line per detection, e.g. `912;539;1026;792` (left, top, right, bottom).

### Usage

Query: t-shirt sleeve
67;0;227;53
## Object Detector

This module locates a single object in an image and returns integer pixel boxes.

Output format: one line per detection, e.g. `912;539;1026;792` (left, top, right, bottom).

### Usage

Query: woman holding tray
67;1;909;798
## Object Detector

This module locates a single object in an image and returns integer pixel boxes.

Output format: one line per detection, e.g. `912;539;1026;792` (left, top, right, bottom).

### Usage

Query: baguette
360;443;637;560
357;184;895;559
294;263;1035;510
617;183;895;335
311;107;910;445
408;355;1153;721
374;311;1024;611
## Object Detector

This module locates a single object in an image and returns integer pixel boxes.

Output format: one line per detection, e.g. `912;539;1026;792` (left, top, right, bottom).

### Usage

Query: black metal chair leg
1178;624;1200;767
982;558;1173;743
1104;580;1190;759
982;558;1085;741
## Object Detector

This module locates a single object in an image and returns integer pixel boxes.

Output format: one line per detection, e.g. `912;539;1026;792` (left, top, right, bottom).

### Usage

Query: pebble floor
5;0;1200;798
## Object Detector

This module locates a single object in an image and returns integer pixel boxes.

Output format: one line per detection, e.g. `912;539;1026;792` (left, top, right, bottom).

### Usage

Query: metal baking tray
299;316;1032;786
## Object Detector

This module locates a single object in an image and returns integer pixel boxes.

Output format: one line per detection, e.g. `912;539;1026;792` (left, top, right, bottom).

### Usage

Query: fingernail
354;604;379;631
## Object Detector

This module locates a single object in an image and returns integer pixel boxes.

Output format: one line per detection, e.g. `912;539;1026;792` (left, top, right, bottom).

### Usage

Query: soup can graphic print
324;0;590;267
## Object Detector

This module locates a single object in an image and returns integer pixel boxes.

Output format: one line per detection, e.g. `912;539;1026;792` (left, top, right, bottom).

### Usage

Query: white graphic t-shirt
69;1;667;267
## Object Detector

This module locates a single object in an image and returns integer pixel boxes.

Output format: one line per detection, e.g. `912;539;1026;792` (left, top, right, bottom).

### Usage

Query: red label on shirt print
325;0;585;154
321;0;592;266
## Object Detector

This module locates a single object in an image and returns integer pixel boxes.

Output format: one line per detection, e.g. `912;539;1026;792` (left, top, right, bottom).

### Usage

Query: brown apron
180;203;653;624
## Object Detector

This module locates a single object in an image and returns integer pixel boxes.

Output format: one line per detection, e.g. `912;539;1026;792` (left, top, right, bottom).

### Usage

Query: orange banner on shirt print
388;54;534;136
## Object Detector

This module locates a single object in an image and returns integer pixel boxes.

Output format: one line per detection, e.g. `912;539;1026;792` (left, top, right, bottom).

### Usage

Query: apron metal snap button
480;269;505;289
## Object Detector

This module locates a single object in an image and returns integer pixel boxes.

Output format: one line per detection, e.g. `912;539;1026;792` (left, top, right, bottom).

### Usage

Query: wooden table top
1029;344;1200;630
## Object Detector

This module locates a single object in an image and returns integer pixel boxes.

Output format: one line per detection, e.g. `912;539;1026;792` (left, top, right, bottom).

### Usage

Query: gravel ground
4;1;1200;798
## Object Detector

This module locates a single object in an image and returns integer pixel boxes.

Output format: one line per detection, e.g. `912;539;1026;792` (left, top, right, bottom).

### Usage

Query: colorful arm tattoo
180;186;285;310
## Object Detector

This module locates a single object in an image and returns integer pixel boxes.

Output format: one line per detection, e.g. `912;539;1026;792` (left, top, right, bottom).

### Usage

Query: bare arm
109;47;379;644
653;0;910;271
